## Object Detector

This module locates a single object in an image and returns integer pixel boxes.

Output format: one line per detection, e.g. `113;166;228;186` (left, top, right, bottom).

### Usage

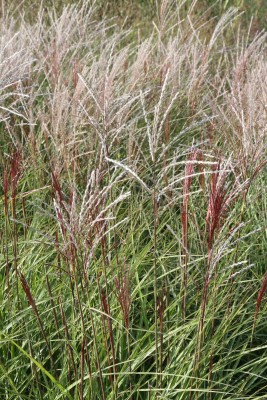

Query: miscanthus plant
0;1;266;399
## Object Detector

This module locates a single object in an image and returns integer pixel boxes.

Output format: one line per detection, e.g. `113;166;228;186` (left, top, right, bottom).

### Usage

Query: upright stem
153;181;159;396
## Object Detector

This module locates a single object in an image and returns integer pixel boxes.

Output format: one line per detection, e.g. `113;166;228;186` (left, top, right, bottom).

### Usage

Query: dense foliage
0;1;266;399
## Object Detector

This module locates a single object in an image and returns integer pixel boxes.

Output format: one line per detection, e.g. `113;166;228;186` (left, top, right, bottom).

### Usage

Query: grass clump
0;1;266;399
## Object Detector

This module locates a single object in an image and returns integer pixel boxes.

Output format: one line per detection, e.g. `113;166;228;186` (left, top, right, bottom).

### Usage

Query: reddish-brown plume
253;272;267;333
114;264;131;330
205;162;229;259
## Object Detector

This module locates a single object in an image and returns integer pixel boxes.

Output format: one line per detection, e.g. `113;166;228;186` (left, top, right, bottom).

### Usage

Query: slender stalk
153;182;159;397
90;308;106;400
